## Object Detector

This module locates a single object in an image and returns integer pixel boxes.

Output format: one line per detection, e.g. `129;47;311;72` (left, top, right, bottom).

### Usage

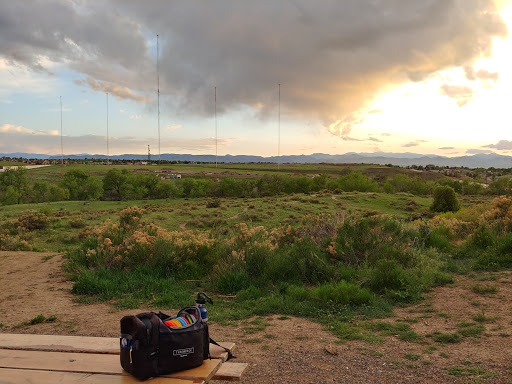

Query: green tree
220;177;243;197
31;181;49;203
0;185;20;205
336;172;379;192
431;186;460;213
61;169;102;200
0;167;29;204
488;177;512;196
461;178;483;195
103;168;129;200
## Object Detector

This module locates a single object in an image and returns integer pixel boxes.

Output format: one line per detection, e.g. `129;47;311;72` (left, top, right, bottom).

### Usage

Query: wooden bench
0;333;248;383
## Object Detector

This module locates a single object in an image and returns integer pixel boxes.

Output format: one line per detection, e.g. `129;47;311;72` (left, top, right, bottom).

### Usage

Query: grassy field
24;162;445;181
2;162;507;351
0;191;435;252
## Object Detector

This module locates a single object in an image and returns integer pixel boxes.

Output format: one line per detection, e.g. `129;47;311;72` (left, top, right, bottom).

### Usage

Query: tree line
0;167;511;206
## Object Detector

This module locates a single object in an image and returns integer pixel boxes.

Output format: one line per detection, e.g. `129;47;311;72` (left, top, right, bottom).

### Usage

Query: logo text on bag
173;347;194;357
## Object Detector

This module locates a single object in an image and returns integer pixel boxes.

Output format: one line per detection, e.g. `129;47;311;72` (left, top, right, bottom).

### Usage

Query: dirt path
1;251;512;383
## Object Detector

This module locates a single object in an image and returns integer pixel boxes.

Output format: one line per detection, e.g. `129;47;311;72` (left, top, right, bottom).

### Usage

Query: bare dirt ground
1;251;512;383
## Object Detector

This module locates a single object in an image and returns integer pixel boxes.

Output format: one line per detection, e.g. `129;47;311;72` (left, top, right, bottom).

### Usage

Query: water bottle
195;292;213;323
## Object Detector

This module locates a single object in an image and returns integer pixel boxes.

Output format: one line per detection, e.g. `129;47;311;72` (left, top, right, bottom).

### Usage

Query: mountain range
2;152;512;169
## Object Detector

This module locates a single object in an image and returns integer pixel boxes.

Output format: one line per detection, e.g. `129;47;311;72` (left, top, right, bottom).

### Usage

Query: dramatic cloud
76;78;151;104
0;124;59;136
0;0;507;130
483;140;512;150
464;66;499;82
439;84;475;106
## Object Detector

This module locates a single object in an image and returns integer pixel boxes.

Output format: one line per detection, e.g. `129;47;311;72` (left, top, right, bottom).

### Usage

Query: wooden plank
0;368;204;384
0;349;218;381
0;349;124;375
0;334;234;360
0;334;119;354
212;362;248;381
165;359;221;383
209;342;235;362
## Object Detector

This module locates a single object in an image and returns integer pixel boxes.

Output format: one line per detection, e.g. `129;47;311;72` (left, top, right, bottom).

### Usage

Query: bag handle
210;337;236;360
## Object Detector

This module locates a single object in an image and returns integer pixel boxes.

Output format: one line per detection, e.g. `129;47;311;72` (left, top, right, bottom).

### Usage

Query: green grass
431;332;462;344
470;284;499;295
361;321;422;343
473;310;497;323
14;314;58;328
457;322;485;338
0;192;432;252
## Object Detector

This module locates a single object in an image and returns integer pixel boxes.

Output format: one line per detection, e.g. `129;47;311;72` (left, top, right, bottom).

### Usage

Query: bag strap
210;337;236;360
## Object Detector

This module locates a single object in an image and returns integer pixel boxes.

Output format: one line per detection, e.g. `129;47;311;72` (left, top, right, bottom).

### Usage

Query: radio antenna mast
157;34;161;177
215;86;218;181
278;83;281;173
106;92;109;166
60;96;63;176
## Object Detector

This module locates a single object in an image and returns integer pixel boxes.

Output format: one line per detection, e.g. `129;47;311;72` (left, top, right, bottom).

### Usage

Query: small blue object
199;306;207;320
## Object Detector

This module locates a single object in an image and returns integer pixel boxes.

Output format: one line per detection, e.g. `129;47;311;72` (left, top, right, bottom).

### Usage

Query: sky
1;0;512;157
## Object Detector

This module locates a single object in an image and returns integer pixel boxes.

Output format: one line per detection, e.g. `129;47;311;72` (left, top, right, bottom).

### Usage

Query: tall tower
148;145;151;163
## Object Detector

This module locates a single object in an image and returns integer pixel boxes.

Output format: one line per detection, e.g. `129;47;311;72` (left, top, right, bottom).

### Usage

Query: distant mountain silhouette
2;152;512;169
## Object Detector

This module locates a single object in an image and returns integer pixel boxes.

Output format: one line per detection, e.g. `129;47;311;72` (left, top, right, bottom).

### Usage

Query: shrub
311;281;373;306
206;198;221;208
16;211;50;230
335;215;415;267
369;259;406;293
431;186;460;213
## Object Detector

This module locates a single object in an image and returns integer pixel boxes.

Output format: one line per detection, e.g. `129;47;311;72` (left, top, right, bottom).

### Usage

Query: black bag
120;306;206;380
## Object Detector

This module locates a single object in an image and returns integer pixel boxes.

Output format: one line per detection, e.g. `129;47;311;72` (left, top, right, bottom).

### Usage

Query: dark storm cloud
0;0;507;126
483;140;512;150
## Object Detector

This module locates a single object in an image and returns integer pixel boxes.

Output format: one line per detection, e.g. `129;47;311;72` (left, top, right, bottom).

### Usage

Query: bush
312;281;373;306
335;216;415;267
369;259;406;293
431;186;460;213
16;211;50;230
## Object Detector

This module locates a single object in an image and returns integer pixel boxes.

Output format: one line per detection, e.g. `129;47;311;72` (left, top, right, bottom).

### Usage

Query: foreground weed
358;348;383;357
330;321;382;344
457;322;485;338
424;345;437;354
363;321;422;343
447;364;487;377
405;353;420;361
473;310;497;323
15;314;57;328
470;284;498;294
431;332;462;344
